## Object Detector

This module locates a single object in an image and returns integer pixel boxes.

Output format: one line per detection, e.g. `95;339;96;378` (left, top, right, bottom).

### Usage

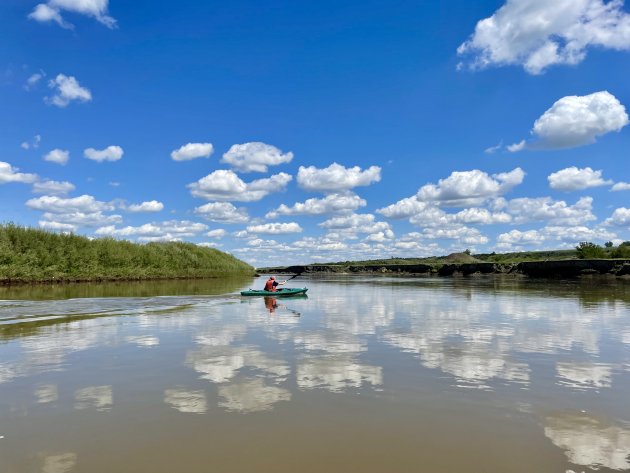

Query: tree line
576;241;630;259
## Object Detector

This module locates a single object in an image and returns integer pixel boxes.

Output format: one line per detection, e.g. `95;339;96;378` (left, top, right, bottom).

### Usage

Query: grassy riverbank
0;224;254;283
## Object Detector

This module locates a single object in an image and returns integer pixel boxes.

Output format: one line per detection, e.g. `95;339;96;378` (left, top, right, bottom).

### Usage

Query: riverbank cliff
263;259;630;279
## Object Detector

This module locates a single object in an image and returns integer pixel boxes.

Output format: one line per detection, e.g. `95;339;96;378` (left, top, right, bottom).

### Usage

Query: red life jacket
264;279;275;291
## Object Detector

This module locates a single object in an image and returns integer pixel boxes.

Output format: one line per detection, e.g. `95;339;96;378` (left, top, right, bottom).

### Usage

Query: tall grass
0;224;254;282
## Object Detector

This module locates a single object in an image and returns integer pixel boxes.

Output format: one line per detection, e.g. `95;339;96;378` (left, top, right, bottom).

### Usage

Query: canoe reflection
264;296;277;313
263;295;306;315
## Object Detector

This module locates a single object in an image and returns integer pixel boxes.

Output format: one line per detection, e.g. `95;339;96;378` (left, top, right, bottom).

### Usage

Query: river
1;275;629;472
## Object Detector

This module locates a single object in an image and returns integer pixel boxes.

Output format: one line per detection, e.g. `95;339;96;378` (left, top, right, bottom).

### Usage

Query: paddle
285;270;303;282
278;302;301;316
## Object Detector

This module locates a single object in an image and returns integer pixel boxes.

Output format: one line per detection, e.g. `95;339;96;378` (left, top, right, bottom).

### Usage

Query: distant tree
575;241;606;259
611;245;630;258
605;241;613;248
464;249;471;255
621;241;630;247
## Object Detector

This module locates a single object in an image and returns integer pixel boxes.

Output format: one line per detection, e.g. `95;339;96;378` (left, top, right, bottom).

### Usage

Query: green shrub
0;223;254;281
575;242;606;259
611;245;630;258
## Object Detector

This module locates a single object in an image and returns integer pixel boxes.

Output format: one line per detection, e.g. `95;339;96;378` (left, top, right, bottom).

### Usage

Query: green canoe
240;287;308;297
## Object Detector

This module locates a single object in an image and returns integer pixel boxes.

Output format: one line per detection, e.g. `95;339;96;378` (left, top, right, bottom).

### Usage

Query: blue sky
1;0;630;266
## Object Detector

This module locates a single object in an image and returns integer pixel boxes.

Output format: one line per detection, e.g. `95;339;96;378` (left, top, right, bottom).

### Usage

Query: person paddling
264;276;286;292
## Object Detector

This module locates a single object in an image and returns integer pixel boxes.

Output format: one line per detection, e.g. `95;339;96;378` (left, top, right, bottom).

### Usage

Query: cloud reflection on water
125;335;159;347
556;362;614;390
186;345;290;384
545;412;630;471
164;388;208;414
218;378;291;413
74;385;112;411
35;384;58;404
297;356;382;392
41;452;77;473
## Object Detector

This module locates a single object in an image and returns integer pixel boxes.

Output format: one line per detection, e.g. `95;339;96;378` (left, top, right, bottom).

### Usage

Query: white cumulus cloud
543;225;616;243
222;142;293;173
548;166;613;191
425;168;524;206
497;229;545;247
453;207;512;224
21;134;42;150
43;148;69;165
26;194;114;213
206;229;226;239
266;193;366;219
0;162;38;184
401;167;524;208
505;196;596;225
407;206;456;228
32;180;75;195
611;182;630;191
188;170;292;202
27;194;121;229
246;222;303;234
96;220;208;241
605;207;630;226
297;163;381;193
497;224;617;250
126;200;164;213
420;225;489;245
84;145;123;162
458;0;630;74
28;3;73;29
377;173;521;228
507;140;526;152
39;220;78;232
171;142;214;161
25;74;45;91
198;242;221;248
377;196;431;219
319;213;394;239
41;212;121;228
509;91;629;151
46;74;92;107
29;0;116;29
194;202;250;224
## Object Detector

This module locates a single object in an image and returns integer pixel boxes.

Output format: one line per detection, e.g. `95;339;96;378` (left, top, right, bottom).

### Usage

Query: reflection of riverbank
0;275;254;300
288;274;630;307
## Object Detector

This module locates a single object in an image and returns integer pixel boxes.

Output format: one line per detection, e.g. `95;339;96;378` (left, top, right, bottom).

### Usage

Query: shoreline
263;259;630;279
0;273;255;287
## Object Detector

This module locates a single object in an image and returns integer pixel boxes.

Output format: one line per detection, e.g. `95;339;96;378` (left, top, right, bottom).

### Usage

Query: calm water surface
1;276;630;472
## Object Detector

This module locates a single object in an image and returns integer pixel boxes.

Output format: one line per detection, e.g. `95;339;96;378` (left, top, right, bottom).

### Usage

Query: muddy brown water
1;276;629;472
